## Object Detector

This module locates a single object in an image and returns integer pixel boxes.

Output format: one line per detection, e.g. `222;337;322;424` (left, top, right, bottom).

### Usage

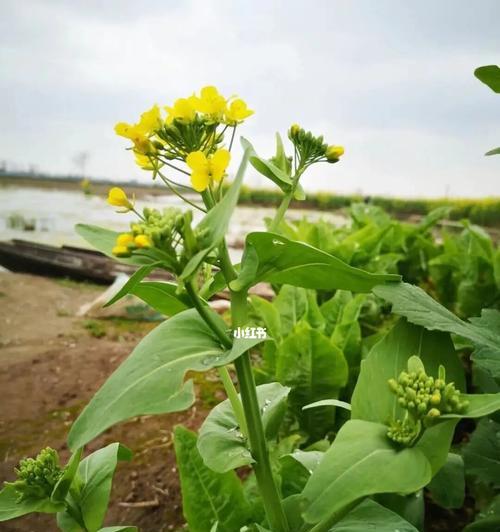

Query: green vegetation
238;185;500;227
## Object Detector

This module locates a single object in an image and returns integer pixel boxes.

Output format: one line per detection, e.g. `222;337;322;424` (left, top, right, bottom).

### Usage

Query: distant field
2;173;500;227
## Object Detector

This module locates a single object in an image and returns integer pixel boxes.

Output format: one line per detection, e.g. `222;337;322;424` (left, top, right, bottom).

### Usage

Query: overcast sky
1;0;499;198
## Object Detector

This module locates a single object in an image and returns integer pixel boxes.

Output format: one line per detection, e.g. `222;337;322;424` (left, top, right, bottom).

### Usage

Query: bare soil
0;272;220;532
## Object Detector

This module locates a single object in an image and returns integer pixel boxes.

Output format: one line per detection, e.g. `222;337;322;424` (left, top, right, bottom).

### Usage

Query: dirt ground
0;272;221;532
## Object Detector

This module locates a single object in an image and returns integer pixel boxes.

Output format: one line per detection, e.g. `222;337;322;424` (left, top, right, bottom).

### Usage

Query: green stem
184;281;247;437
219;248;289;532
307;501;359;532
269;193;292;232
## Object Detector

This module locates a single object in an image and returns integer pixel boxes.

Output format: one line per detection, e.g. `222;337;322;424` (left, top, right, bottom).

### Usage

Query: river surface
0;186;345;262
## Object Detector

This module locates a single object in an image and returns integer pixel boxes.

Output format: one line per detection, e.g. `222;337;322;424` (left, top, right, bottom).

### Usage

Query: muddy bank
0;273;222;532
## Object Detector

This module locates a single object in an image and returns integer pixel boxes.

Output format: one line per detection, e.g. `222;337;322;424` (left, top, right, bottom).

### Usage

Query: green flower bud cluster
386;358;469;447
388;367;468;420
387;419;421;446
139;207;184;249
288;124;344;167
157;115;220;159
9;447;62;502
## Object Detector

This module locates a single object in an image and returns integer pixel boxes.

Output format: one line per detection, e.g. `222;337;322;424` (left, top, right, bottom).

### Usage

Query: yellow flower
191;86;226;116
138;105;161;133
107;187;134;212
165;98;196;124
116;233;134;246
134;234;151;248
186;149;231;192
112;245;131;257
114;105;161;152
225;98;254;124
325;145;345;161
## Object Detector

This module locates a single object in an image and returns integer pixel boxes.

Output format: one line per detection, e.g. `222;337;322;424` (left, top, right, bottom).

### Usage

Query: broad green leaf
130;281;191;316
427;453;465;509
250;295;282;343
413;420;457;475
330;498;418;531
320;290;352;337
373;283;500;378
68;309;263;450
51;447;83;503
276;324;348;440
463;417;500;487
486;147;500;156
280;450;324;498
197;383;290;473
174;426;251;532
331;294;365;368
0;484;64;521
351;319;466;424
274;285;307;336
475;65;500;93
300;420;432;525
180;145;250;279
104;262;162;307
233;232;400;293
71;443;132;532
75;224;156;266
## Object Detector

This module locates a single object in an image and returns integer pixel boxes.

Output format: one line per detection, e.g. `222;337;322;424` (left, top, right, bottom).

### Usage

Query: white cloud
1;0;499;197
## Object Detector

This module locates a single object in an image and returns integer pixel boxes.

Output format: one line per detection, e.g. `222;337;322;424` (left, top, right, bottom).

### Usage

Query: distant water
0;186;346;263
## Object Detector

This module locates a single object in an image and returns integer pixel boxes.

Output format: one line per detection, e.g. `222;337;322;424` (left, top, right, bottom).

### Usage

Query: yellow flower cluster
114;86;253;192
164;86;253;125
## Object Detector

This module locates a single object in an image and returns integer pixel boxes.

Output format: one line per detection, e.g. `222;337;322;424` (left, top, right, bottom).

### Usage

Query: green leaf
180;145;250;279
276;324;348;440
320;290;353;337
241;137;293;191
250;295;282;343
330;498;419;531
300;420;432;525
130;281;191;316
75;224;155;266
463;417;500;487
302;399;351;411
233;232;400;292
485;147;500;156
51;447;83;503
280;450;324;498
475;65;500;93
174;426;252;532
68;309;263;450
351;319;466;424
70;443;132;532
0;484;64;521
274;285;307;336
372;283;500;378
104;262;163;307
197;382;290;473
427;453;465;509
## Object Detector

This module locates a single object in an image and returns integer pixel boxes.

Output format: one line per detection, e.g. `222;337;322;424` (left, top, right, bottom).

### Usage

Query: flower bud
134;235;151;248
325;145;345;161
117;233;134;246
112;245;131;257
427;408;441;418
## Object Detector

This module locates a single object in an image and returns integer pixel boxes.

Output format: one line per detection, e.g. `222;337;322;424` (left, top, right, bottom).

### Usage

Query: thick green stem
184;281;247;436
219;251;289;532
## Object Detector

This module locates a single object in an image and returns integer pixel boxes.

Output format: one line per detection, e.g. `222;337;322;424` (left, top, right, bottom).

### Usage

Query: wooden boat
0;239;172;284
